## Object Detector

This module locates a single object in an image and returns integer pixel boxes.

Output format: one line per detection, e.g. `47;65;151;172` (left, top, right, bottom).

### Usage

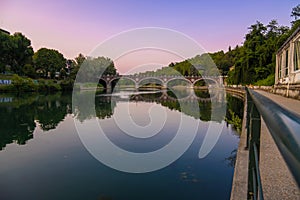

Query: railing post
246;89;252;150
249;90;300;187
246;88;263;200
244;88;300;199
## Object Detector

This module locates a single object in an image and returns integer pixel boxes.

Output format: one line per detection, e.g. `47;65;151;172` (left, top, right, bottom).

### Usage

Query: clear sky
0;0;298;73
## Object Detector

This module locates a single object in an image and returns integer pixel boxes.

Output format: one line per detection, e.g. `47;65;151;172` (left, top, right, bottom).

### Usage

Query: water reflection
0;90;244;200
0;90;244;150
225;94;244;134
0;92;71;150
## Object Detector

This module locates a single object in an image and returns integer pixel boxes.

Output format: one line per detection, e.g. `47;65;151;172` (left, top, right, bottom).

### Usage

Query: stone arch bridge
98;75;224;92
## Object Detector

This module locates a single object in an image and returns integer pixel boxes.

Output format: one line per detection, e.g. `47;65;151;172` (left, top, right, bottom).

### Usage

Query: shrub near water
11;74;38;92
60;78;75;91
0;75;67;92
37;79;61;91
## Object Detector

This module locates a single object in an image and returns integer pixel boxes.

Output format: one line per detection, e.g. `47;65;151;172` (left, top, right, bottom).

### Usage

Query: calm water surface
0;90;243;200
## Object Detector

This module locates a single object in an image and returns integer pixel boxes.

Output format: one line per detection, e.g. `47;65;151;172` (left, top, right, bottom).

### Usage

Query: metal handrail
245;88;263;200
247;88;300;187
253;142;263;200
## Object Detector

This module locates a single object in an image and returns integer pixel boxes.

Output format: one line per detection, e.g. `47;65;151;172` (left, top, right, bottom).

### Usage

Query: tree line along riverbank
1;5;299;92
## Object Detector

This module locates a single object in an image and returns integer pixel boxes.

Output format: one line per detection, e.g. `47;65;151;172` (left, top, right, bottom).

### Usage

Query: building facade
275;27;300;85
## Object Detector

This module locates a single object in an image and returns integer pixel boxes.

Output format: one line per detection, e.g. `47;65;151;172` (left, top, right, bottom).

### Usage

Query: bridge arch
97;75;222;92
193;78;218;87
108;76;138;89
165;77;192;88
98;78;108;89
137;77;165;88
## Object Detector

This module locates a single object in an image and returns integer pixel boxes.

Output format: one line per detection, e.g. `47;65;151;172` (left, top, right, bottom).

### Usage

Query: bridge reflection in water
0;89;244;200
86;88;236;123
0;88;244;150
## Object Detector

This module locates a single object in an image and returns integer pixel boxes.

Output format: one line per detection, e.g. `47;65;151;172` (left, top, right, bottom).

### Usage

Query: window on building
285;50;289;76
294;40;300;71
278;54;282;78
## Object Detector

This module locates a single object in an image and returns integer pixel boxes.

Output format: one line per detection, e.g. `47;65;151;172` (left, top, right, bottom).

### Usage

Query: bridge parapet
97;75;224;91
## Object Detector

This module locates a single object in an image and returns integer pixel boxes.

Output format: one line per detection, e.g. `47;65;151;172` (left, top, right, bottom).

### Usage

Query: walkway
231;90;300;200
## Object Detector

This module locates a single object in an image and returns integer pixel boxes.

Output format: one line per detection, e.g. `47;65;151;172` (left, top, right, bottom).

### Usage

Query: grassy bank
0;74;75;92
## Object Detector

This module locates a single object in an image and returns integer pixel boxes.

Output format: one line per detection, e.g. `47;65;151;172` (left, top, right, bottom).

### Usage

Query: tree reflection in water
0;92;72;150
0;89;244;151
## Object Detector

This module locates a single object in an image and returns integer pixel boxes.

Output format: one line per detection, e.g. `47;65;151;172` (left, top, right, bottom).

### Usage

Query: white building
275;27;300;85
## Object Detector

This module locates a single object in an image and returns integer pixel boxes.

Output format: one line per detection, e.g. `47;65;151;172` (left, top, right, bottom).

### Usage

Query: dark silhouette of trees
0;31;33;75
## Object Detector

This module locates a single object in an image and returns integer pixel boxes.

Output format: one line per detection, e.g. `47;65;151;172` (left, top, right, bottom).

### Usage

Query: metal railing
245;88;300;200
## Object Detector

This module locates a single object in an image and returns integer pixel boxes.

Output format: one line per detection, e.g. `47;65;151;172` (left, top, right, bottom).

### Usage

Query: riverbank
0;74;75;92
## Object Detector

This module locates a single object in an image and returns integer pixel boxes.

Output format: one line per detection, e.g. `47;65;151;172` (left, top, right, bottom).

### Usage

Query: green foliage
22;64;36;78
291;4;300;21
0;92;72;149
172;59;199;76
76;56;117;82
0;75;67;93
187;54;219;76
0;84;14;92
0;31;33;75
36;79;61;91
226;6;300;85
11;74;38;92
225;95;244;133
225;109;242;133
226;20;290;85
134;53;220;78
35;93;69;131
254;74;275;86
0;32;11;73
3;4;300;89
209;48;236;76
68;54;86;80
60;78;74;91
33;48;66;78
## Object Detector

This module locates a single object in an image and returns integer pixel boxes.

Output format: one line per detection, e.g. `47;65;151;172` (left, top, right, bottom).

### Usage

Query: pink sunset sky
0;0;298;73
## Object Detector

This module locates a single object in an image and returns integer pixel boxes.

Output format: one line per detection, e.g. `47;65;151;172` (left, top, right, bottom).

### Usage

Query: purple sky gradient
0;0;298;73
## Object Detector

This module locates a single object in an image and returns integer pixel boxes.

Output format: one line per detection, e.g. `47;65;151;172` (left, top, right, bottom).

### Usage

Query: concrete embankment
230;90;249;200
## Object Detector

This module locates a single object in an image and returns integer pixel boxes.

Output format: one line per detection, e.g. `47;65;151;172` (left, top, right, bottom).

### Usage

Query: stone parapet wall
252;85;300;100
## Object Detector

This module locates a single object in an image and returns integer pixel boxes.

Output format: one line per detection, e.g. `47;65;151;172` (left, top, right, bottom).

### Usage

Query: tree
0;31;11;73
291;4;300;21
76;56;117;82
226;20;285;85
33;48;66;78
210;50;235;76
75;53;86;67
10;33;34;75
0;31;33;75
66;54;86;80
22;64;36;78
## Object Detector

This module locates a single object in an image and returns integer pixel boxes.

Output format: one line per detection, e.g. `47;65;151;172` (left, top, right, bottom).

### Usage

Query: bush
0;75;75;92
37;79;47;91
45;80;61;91
60;78;74;91
254;74;275;86
11;74;38;92
0;84;15;92
36;79;61;91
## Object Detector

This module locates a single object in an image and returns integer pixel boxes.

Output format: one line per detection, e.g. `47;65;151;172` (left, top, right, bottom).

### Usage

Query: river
0;89;243;200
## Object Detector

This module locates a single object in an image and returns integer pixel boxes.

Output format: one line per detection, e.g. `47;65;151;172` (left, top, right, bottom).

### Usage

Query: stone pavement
255;90;300;200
